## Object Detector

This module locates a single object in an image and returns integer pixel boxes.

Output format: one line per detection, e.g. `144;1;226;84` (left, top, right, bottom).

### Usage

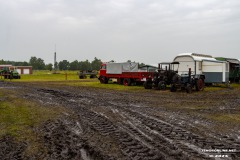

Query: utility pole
53;44;57;73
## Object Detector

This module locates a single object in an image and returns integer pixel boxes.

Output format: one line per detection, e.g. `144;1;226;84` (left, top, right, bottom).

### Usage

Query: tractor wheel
170;84;176;92
100;76;108;84
123;78;131;86
196;78;204;91
158;81;166;90
186;83;192;93
144;80;152;89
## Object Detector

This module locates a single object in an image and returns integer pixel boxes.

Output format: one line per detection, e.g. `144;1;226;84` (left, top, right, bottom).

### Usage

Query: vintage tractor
0;67;21;79
143;62;179;90
144;62;205;93
170;68;205;93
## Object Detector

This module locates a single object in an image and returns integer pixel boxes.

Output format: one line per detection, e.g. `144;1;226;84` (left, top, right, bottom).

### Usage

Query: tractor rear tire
123;78;131;86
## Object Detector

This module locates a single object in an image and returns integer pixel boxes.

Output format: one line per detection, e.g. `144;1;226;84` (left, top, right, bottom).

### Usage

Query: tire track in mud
36;89;162;159
0;136;27;160
108;103;211;160
108;102;240;160
34;88;240;159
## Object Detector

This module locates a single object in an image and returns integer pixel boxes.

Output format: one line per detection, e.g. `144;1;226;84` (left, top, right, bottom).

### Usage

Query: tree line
0;57;102;71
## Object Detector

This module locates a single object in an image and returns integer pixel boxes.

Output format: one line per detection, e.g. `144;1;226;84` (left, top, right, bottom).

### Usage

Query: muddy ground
0;81;240;160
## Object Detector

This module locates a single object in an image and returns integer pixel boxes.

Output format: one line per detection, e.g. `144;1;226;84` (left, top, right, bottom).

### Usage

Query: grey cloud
0;0;240;64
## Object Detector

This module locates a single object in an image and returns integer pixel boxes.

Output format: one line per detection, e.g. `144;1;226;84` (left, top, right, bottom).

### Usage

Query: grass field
0;89;66;140
2;70;240;91
19;70;80;81
2;70;145;91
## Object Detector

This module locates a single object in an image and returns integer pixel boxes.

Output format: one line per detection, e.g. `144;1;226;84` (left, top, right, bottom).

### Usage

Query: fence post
65;73;68;80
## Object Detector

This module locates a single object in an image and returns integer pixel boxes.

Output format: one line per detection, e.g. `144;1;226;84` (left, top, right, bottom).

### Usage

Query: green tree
91;57;102;70
14;61;29;66
139;63;145;67
0;59;5;65
58;60;69;70
45;63;53;71
29;56;45;70
69;60;79;70
79;60;91;70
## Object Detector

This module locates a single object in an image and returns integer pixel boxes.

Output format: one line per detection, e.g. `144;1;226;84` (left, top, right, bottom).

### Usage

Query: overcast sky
1;0;240;64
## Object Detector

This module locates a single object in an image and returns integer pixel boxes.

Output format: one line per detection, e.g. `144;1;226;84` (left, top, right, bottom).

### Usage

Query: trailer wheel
123;78;131;86
196;78;204;91
79;75;87;79
158;81;166;90
144;80;152;89
186;84;192;93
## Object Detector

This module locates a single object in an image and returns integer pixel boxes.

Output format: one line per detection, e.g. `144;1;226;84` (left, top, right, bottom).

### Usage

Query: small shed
173;53;229;84
215;57;240;83
139;65;158;72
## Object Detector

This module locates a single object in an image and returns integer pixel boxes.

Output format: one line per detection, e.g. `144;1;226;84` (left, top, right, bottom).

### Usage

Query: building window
199;61;202;70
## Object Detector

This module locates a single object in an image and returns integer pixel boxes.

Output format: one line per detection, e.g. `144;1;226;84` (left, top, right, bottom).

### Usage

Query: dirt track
1;82;240;159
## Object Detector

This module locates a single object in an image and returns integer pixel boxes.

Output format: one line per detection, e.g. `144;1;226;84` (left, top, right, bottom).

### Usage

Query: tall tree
58;60;70;70
45;63;53;71
91;57;102;70
29;56;45;70
0;59;5;65
79;60;91;70
69;60;79;70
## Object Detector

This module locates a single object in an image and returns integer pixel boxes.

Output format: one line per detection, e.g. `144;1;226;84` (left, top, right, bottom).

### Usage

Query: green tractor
0;67;21;79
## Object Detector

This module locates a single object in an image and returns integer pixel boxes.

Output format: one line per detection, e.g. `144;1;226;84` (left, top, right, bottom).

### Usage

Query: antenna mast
54;44;57;72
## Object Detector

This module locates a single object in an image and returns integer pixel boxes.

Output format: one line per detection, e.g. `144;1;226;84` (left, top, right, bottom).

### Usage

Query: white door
17;69;21;74
23;69;30;74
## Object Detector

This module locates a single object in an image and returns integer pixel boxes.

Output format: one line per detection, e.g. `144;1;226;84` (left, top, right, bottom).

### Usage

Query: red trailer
98;62;156;86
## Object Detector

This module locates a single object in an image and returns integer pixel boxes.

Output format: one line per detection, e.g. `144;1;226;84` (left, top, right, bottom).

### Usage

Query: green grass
17;70;79;81
4;70;240;91
63;81;145;91
0;89;65;140
4;70;145;91
207;114;240;123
